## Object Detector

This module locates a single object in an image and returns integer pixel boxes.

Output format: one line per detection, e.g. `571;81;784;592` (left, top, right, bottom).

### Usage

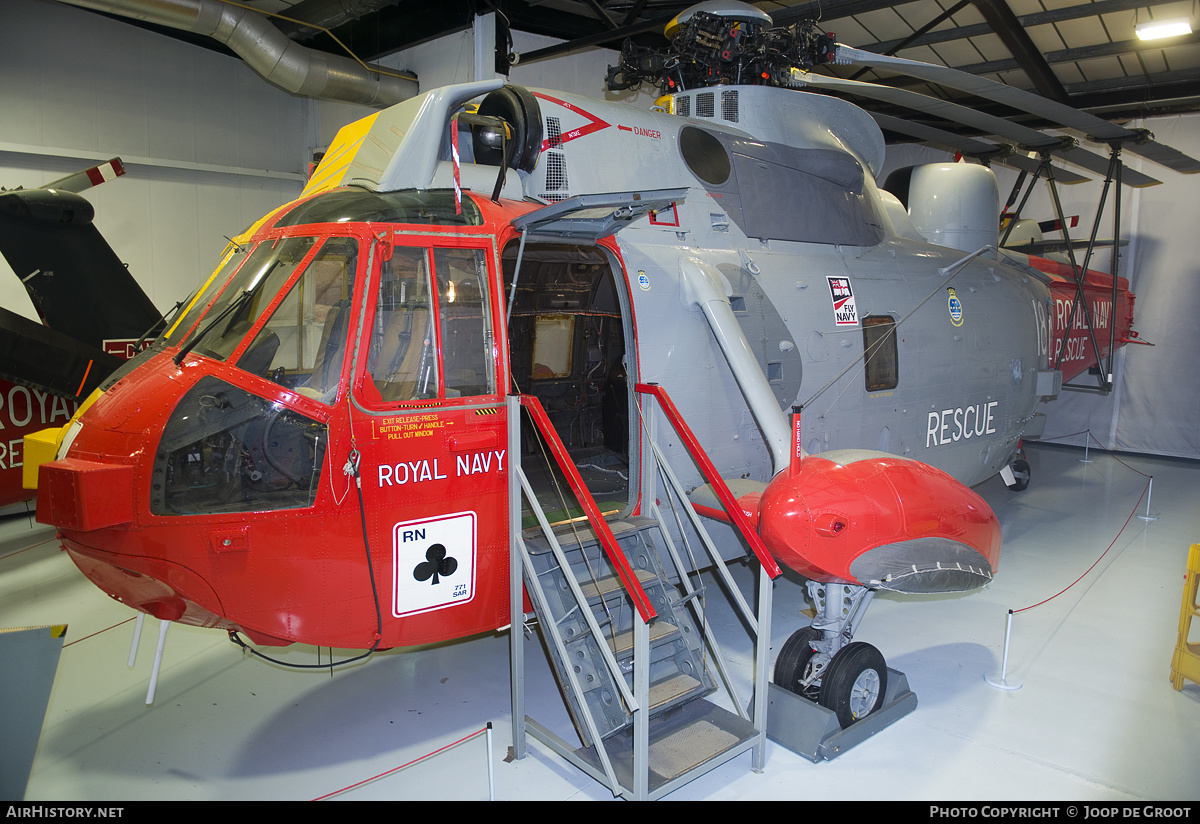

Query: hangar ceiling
67;0;1200;125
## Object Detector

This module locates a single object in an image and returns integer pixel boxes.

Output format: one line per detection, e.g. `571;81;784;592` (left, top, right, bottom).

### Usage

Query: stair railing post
507;394;526;761
633;610;650;801
639;390;658;514
520;395;657;623
752;557;772;771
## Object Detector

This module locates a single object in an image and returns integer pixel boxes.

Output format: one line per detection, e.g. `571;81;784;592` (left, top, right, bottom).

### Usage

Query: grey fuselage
360;80;1055;491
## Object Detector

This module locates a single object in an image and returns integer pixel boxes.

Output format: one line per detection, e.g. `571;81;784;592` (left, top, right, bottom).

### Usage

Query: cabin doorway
502;242;634;523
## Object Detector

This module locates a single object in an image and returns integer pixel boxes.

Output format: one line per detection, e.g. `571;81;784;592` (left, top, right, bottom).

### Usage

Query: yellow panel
300;111;383;198
1171;544;1200;689
21;388;106;489
22;428;64;490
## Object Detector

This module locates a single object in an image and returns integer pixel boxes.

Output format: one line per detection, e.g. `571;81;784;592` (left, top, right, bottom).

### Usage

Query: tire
1005;458;1031;492
818;642;887;728
773;625;822;698
475;86;542;173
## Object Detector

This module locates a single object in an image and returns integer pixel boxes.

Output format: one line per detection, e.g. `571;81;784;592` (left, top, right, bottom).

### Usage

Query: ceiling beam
951;31;1200;76
858;0;1188;54
965;0;1069;103
306;0;478;60
510;9;674;63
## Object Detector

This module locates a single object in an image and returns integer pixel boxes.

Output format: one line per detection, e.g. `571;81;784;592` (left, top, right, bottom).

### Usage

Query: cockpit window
275;188;483;228
237;237;359;404
364;245;495;403
151;375;327;516
367;247;438;400
162;243;255;349
435;247;494;397
184;237;318;363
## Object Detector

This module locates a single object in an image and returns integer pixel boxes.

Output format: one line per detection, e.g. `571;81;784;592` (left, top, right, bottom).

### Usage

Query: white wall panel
0;0;313;323
507;31;659;108
1;0;310;173
1111;114;1200;458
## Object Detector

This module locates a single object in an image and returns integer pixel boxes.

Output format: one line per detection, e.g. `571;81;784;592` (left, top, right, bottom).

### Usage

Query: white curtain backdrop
1104;115;1200;459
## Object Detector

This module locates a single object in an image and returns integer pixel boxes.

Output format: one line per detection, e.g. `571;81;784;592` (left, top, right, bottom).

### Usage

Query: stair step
578;568;657;600
606;619;680;656
523;511;718;746
647;672;703;711
576;699;759;796
532;515;659;549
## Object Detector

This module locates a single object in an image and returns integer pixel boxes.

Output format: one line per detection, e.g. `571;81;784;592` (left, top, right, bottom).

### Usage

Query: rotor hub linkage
606;11;837;94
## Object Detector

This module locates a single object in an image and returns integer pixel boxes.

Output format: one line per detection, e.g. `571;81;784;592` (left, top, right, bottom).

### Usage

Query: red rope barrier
1012;472;1151;614
0;535;59;561
1034;429;1152;479
62;616;137;648
312;725;490;800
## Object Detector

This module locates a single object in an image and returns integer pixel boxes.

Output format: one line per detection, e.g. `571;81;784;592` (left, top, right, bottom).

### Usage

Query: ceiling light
1135;18;1193;40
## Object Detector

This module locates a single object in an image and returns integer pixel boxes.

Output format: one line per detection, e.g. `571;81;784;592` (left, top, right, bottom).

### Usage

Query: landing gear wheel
774;625;821;698
818;642;887;728
1005;458;1031;492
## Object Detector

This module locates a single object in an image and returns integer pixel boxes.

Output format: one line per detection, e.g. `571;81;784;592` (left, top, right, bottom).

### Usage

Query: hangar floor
4;441;1199;801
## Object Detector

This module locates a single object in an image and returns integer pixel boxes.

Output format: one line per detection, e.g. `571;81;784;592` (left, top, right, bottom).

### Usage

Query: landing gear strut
769;581;916;758
773;582;886;727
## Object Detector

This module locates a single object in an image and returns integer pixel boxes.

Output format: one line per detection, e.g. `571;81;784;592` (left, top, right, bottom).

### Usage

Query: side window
368;247;437;401
434;248;494;397
863;315;898;391
365;246;495;402
237;237;358;404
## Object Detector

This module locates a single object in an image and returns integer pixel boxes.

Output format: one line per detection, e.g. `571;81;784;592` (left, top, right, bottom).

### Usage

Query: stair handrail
634;382;782;579
517;394;657;622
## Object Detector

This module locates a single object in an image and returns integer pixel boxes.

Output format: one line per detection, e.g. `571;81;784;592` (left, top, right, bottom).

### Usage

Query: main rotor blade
1003;238;1128;255
797;71;1159;187
836;45;1200;175
868;112;1091;185
39;158;127;194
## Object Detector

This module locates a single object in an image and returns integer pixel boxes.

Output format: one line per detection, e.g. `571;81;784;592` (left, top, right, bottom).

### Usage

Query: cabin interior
502;242;633;523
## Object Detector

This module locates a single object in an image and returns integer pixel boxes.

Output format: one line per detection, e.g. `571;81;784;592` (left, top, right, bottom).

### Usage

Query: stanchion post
145;619;169;704
985;609;1022;690
128;611;144;667
486;721;494;801
1137;476;1158;521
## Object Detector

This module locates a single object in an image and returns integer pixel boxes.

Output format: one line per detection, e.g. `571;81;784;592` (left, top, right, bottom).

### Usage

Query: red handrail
517;394;658;622
635;382;782;579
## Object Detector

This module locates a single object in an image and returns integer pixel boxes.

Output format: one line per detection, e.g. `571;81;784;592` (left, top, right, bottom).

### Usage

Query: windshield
237;237;359;404
178;237;318;363
163;243;254;350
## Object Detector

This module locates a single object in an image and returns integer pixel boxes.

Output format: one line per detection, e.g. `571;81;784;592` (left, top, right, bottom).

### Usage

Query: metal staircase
523;516;716;743
506;390;779;800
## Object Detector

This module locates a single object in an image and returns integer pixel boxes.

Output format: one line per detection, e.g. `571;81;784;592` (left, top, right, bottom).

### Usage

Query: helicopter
0;158;163;510
25;1;1182;755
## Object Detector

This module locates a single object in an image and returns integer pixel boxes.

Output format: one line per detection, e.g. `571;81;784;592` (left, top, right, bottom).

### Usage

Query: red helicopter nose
757;450;1000;593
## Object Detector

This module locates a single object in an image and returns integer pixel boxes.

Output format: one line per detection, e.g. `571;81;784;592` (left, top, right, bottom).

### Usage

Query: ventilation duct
59;0;417;107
